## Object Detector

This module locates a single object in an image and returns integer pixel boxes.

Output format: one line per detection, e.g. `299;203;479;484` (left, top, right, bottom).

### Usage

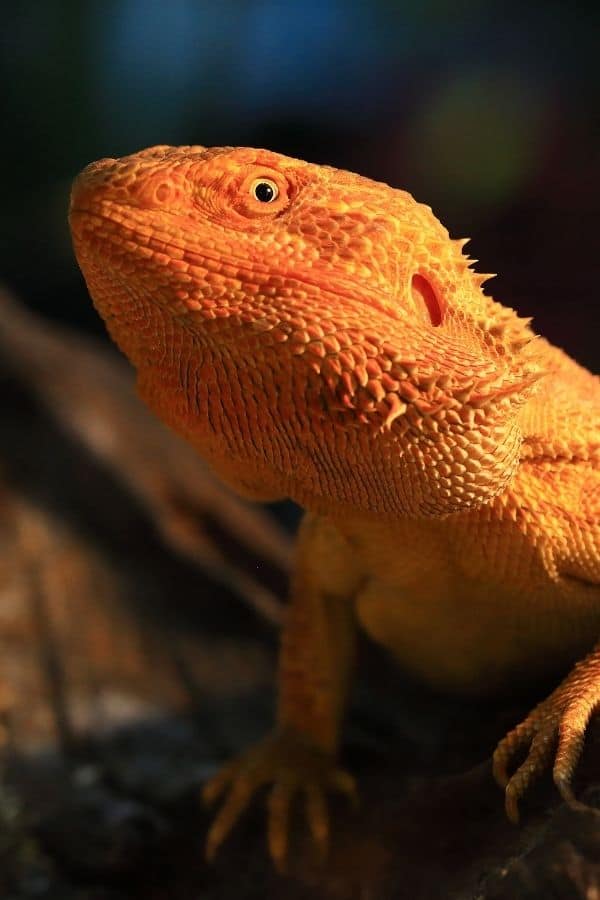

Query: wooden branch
0;289;292;751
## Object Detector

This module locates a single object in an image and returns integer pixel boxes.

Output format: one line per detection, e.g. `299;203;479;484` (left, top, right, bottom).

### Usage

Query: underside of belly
354;578;598;695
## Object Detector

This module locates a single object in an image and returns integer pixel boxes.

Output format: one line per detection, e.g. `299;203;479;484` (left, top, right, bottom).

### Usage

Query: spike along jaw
69;145;541;519
291;255;541;519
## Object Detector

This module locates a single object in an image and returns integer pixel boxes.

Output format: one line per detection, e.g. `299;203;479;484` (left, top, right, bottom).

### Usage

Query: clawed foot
492;677;600;823
202;729;357;870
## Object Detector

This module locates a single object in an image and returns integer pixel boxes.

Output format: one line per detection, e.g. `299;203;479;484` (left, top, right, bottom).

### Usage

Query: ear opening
411;273;444;327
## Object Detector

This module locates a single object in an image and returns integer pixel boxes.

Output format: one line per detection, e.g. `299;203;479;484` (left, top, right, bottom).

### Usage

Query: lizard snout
69;158;119;216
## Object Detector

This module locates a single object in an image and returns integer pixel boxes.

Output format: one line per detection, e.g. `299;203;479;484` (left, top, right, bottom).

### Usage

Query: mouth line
71;204;412;328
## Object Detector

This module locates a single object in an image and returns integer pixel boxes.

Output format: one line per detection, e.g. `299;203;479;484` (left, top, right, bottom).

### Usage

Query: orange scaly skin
70;145;600;868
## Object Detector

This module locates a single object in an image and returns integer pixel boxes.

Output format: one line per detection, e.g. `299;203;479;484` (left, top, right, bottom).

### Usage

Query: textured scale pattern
70;145;599;868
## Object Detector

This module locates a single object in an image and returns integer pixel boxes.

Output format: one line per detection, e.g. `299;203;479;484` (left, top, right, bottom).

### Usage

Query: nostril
411;273;444;326
155;182;171;203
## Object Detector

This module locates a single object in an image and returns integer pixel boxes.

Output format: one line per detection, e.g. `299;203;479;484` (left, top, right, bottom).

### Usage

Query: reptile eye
251;179;279;203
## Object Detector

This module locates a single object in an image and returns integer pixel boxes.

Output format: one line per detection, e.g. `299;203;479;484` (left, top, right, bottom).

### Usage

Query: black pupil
255;181;275;202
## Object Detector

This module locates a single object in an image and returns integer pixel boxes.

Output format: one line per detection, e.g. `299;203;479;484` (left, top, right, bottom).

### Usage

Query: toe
329;769;358;806
492;743;511;789
553;699;592;798
267;782;294;871
202;759;238;806
503;726;557;823
492;717;539;789
504;779;521;824
304;784;329;860
205;779;255;860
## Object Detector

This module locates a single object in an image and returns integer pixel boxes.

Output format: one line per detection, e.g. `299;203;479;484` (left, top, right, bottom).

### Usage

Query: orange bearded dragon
69;145;600;868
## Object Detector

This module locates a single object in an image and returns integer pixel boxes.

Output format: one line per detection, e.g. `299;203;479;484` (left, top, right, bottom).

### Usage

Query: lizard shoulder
519;337;599;464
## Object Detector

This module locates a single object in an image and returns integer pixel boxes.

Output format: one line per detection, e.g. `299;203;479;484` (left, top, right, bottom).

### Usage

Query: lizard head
70;145;542;517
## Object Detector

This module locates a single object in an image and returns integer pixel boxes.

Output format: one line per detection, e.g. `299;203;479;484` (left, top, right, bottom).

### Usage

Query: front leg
203;512;363;868
492;460;600;820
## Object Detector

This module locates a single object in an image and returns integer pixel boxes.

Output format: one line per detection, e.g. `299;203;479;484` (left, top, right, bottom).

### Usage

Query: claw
504;782;520;824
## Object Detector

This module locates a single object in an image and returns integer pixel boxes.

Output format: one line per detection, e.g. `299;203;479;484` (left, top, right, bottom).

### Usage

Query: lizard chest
338;511;600;695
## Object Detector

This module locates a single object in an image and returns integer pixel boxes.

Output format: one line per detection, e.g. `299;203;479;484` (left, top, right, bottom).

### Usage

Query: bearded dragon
69;145;600;869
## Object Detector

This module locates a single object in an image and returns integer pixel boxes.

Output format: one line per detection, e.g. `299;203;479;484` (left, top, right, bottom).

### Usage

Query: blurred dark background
1;0;598;368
